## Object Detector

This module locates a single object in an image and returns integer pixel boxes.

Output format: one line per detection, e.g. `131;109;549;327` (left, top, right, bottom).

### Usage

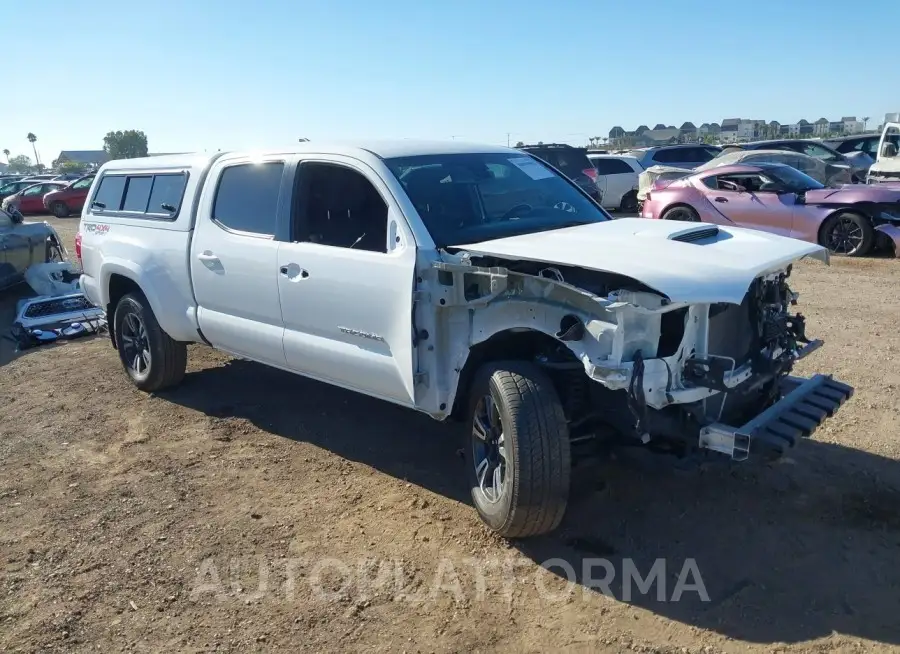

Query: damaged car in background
0;205;67;291
641;161;900;256
1;205;105;349
78;143;852;539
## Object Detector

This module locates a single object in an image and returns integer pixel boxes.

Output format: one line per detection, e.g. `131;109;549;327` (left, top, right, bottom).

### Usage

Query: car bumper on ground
698;374;853;461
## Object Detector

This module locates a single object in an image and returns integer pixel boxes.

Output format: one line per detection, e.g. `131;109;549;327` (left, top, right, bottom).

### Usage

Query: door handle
714;197;728;203
197;251;220;262
280;264;309;280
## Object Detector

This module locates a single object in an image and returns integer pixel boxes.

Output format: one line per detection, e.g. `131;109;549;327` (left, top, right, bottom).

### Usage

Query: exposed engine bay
421;248;849;463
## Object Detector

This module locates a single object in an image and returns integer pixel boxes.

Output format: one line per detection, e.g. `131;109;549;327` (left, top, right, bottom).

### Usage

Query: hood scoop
668;226;720;243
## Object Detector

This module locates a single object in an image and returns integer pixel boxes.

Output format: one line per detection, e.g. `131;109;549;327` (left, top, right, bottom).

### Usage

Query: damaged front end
425;249;852;463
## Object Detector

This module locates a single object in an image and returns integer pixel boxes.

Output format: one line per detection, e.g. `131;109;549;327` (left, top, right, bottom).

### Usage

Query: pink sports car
641;162;900;257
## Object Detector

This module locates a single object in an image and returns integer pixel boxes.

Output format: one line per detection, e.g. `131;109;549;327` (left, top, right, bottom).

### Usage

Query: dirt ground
1;215;899;653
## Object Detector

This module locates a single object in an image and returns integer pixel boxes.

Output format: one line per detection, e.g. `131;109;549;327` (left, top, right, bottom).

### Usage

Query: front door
190;156;289;367
702;172;794;237
277;157;417;407
18;184;48;213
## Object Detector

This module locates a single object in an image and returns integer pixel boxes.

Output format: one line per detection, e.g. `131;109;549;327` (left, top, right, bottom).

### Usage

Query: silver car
697;149;853;186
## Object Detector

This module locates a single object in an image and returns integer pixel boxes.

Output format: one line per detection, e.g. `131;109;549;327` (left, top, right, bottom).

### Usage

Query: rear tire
661;205;700;222
619;190;639;213
50;201;70;218
819;211;874;257
465;361;571;538
113;292;187;392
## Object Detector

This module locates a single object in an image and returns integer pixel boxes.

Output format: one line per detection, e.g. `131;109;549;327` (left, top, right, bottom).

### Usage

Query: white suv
587;154;642;212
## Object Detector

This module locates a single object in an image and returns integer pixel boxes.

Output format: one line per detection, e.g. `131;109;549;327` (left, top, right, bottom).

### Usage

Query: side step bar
699;374;854;461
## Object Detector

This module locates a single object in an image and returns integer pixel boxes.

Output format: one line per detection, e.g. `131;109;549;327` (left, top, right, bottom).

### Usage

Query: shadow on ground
164;357;900;647
0;285;33;367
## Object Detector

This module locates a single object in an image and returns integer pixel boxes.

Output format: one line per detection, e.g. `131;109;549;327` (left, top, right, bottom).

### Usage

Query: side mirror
881;142;898;158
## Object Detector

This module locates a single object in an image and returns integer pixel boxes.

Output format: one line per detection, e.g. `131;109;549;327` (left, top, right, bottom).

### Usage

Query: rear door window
592;158;634;175
801;142;842;162
550;151;589;177
212;162;284;236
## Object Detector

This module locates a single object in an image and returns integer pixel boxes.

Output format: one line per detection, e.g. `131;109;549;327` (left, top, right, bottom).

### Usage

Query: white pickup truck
866;122;900;185
78;141;852;538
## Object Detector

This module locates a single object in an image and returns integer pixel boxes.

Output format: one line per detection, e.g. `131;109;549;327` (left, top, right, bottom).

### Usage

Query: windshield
384;152;610;247
767;165;825;192
0;183;17;194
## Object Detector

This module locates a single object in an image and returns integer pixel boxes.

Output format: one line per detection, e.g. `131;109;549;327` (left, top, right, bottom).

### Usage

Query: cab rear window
90;172;188;219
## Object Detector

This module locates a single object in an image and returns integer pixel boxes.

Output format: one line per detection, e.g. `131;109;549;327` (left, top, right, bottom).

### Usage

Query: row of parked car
519;129;900;258
530;133;886;207
0;172;95;217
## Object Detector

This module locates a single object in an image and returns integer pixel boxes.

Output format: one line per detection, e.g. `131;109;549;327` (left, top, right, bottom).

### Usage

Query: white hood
456;219;828;305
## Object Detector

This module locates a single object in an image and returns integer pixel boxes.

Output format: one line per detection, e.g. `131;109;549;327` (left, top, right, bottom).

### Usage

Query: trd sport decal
338;327;385;342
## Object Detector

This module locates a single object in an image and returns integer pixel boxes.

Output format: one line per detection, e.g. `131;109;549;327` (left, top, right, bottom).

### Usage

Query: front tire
50;201;70;218
465;361;571;538
113;292;187;392
660;204;700;222
819;212;874;257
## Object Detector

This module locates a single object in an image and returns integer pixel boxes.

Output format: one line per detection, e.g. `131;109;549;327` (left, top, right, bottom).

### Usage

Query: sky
2;0;897;165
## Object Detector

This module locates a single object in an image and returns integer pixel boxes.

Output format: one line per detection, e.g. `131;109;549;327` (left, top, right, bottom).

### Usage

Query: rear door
588;158;609;198
604;158;638;206
591;157;637;208
190;155;289;367
276;156;418;407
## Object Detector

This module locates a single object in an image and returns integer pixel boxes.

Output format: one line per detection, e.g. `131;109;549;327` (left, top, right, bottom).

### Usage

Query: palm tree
863;116;870;132
27;132;39;166
2;149;8;164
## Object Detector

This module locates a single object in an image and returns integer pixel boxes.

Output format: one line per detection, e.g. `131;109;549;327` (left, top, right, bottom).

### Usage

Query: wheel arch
815;207;872;244
659;201;700;220
99;258;199;343
105;270;145;350
448;327;581;421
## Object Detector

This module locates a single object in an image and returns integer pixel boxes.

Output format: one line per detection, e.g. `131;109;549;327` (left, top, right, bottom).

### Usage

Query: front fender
443;296;614;419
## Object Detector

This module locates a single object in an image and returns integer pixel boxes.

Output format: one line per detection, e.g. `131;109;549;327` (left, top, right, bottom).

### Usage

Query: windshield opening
384;152;610;248
767;165;824;192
